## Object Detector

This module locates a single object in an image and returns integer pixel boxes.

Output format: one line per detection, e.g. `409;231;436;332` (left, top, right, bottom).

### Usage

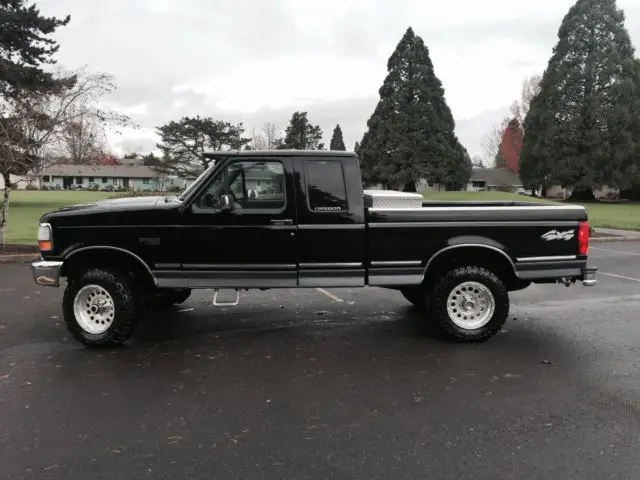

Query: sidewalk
592;227;640;242
0;252;39;263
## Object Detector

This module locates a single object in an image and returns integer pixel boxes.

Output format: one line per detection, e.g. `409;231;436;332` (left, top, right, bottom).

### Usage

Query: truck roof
203;150;357;158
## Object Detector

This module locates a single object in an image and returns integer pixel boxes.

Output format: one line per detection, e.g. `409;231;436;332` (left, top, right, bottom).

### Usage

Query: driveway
1;244;639;479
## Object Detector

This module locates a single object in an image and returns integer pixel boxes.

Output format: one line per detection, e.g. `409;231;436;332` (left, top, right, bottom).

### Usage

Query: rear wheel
63;268;140;347
429;266;509;342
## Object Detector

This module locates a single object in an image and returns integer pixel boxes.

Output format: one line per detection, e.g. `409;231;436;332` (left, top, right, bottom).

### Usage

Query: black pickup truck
32;150;597;347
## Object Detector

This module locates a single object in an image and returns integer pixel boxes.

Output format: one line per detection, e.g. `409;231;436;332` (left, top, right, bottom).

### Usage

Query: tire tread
62;268;139;347
429;265;509;342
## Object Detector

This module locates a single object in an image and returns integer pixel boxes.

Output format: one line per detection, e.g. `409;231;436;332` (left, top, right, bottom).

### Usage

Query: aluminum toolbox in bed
363;190;424;209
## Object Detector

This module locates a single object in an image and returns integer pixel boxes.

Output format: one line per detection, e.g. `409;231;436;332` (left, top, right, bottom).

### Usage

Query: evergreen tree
330;124;346;150
357;27;471;192
619;58;640;200
155;116;250;175
520;0;640;200
0;1;74;98
277;111;323;150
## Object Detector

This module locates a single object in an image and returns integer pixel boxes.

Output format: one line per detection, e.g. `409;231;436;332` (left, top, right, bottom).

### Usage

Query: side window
196;160;286;211
305;160;348;212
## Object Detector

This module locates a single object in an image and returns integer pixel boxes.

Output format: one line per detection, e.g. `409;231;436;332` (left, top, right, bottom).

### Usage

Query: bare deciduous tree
249;127;268;150
50;68;131;164
263;122;279;150
481;116;510;164
0;68;131;244
510;74;542;126
480;74;541;168
248;122;281;150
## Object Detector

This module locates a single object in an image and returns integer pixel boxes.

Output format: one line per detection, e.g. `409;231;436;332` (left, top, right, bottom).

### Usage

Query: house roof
470;167;522;186
42;164;161;179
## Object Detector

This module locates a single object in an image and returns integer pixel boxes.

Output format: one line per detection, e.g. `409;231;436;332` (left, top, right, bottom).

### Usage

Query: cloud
38;0;640;161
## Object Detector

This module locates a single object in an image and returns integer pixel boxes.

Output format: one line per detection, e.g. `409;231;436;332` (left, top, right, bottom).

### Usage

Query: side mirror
219;194;234;211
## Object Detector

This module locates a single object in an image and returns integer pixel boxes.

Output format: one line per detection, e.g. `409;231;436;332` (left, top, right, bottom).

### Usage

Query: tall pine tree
520;0;640;200
0;1;73;98
330;124;346;150
357;27;471;192
619;58;640;200
277;111;324;150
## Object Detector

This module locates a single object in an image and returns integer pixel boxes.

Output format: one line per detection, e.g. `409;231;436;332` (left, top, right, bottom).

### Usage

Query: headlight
37;223;53;251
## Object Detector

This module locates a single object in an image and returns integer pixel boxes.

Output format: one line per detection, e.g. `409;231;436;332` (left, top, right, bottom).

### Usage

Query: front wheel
63;269;140;347
429;266;509;342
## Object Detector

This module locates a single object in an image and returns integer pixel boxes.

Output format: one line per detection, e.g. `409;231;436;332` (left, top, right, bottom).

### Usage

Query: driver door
180;156;298;288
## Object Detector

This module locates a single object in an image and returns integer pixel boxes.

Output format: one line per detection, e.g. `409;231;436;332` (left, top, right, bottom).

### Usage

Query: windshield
177;161;217;201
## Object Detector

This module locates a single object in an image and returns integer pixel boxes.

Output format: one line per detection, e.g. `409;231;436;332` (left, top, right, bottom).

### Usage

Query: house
0;173;40;190
244;164;284;194
465;167;524;192
418;167;524;193
38;164;172;191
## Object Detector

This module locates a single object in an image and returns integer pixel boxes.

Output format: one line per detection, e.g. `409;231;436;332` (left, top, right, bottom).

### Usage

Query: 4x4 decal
541;229;575;241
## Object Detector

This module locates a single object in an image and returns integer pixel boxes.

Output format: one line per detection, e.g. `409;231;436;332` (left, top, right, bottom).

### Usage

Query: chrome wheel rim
446;281;495;330
73;284;116;334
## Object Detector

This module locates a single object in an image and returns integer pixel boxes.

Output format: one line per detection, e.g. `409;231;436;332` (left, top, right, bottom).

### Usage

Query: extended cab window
305;160;348;212
196;160;286;211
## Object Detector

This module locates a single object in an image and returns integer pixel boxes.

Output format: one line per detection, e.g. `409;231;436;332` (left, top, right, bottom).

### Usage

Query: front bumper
31;260;63;287
582;266;598;286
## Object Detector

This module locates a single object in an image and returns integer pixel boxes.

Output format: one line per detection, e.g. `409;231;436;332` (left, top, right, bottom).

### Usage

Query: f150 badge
541;229;575;241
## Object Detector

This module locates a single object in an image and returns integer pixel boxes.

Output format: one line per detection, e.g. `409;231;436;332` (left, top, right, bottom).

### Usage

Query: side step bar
213;289;240;307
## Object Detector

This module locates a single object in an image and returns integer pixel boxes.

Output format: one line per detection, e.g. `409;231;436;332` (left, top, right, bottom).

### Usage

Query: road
1;243;640;479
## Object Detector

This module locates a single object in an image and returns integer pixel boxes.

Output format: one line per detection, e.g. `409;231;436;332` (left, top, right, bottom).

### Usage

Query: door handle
271;219;293;226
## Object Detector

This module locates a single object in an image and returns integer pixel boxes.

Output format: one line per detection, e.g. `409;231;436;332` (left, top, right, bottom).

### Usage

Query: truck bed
362;190;589;287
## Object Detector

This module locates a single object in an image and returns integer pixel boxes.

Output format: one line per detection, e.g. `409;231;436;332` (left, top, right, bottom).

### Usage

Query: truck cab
172;151;368;289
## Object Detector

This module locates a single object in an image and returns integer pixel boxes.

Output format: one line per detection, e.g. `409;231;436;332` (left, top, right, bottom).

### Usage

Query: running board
213;289;240;307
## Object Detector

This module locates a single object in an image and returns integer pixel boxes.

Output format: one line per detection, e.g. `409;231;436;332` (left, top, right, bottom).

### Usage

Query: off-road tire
62;268;140;348
429;265;509;342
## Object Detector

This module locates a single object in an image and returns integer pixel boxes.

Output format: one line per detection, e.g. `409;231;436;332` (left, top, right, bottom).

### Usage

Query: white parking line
601;272;640;283
316;288;344;303
591;247;640;256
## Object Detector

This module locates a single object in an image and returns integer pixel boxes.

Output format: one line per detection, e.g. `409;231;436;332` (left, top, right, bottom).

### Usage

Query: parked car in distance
31;150;597;348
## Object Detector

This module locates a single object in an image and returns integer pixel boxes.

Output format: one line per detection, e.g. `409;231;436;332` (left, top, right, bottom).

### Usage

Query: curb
0;253;39;264
591;236;640;242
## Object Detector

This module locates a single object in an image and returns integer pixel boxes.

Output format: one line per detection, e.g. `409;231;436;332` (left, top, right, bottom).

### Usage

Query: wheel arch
60;246;157;290
423;243;525;291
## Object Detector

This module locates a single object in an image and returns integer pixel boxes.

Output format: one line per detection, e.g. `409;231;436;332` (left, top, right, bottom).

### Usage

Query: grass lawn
2;189;640;245
423;190;640;231
1;191;115;244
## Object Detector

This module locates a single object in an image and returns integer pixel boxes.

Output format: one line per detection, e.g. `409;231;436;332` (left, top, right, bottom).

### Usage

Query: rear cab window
304;160;348;213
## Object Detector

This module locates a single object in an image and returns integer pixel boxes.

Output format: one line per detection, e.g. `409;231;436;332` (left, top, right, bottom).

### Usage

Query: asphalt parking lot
1;243;640;479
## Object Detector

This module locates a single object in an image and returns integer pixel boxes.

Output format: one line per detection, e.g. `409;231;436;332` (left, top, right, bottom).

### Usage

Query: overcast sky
38;0;640;161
